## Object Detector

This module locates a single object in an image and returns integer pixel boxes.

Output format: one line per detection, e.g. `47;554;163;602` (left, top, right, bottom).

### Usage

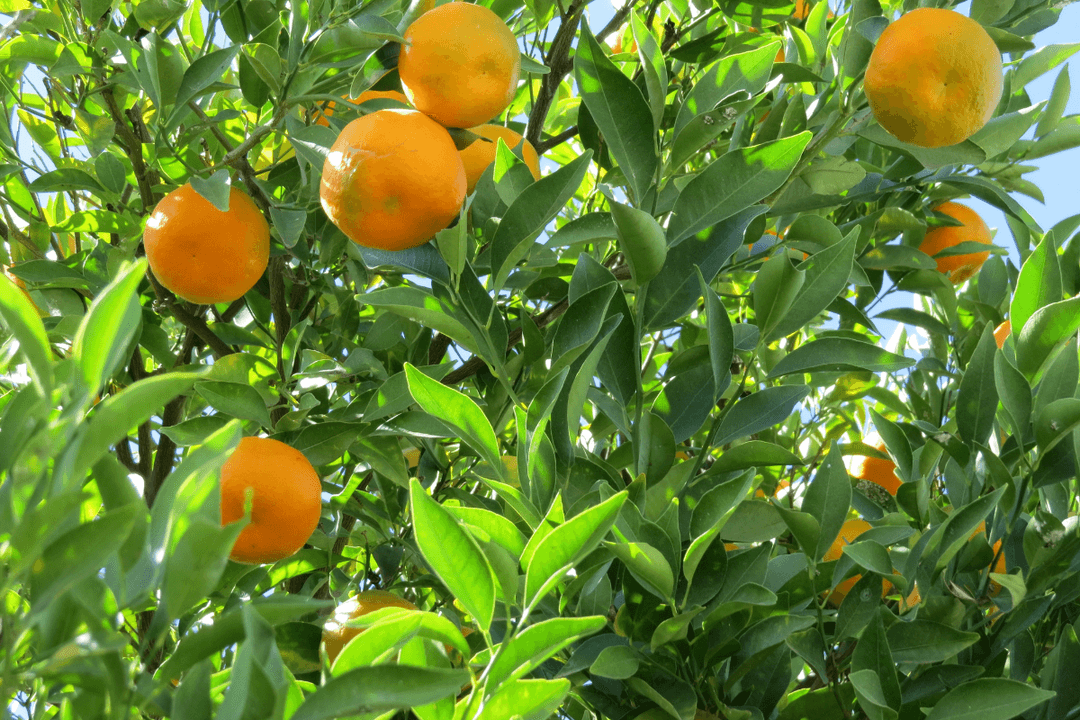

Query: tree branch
525;0;586;149
145;273;237;358
536;125;579;156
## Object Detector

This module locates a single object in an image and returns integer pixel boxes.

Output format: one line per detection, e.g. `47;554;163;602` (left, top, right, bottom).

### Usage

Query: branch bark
525;0;586;149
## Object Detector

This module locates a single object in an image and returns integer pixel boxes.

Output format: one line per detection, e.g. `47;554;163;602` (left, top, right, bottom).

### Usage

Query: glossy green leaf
886;620;979;664
474;678;571;720
486;616;606;690
405;364;502;471
524;491;627;606
291;666;470;720
956;324;999;446
0;272;52;396
804;441;852;561
574;26;656;203
714;385;811;446
924;679;1055;720
767;230;858;341
609;198;667;284
410;478;496;631
768;337;915;378
667;133;811;246
1015;295;1080;378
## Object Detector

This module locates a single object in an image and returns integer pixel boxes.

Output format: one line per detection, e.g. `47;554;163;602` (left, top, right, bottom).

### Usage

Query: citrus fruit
994;320;1011;349
3;267;46;317
323;590;417;665
918;201;992;285
143;183;269;304
220;436;323;564
459;124;540;194
398;2;521;128
313;89;410;127
404;446;421;469
824;519;890;605
849;435;902;496
863;8;1003;148
320;109;466;251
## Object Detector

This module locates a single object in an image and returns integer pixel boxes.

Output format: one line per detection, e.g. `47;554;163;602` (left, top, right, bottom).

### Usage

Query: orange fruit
724;542;739;552
220;436;323;565
320;109;466;251
313;89;410;127
404;447;421;469
824;519;890;605
398;2;521;128
900;582;921;611
918;202;992;285
143;184;269;304
848;435;902;496
323;590;417;665
459;124;540;194
863;8;1003;148
610;26;638;55
994;320;1011;349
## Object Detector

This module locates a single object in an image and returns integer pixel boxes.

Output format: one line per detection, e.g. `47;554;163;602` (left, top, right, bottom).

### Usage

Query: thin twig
525;0;587;149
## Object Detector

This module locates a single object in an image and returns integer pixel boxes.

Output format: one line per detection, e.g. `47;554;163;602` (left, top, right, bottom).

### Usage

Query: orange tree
1;0;1080;717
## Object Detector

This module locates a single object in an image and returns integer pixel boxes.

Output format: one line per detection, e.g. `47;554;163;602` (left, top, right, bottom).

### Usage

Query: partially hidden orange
994;320;1011;349
863;8;1003;148
143;183;269;304
220;436;323;564
849;434;902;496
918;201;992;285
320;109;466;251
398;2;521;128
824;519;891;606
323;590;417;665
459;124;540;194
313;89;410;127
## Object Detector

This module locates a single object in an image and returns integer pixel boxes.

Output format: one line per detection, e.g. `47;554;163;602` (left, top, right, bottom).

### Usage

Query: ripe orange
322;590;417;665
918;202;992;285
313;89;410;127
824;519;890;605
863;8;1003;148
459;124;540;194
404;447;421;469
143;184;269;304
848;435;902;496
994;320;1011;349
320;109;466;251
220;436;323;565
398;2;521;128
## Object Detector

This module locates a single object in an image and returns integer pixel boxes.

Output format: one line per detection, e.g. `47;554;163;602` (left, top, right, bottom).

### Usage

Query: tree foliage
1;0;1079;717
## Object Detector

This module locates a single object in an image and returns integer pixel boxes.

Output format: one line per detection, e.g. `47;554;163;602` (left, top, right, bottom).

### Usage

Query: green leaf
164;517;244;620
1034;398;1080;456
886;620;979;664
404;364;502;472
767;230;858;341
364;287;482;357
1011;43;1080;89
72;369;208;480
474;679;571;720
195;380;273;427
672;44;778;140
410;478;496;631
653;362;715;443
631;10;667;131
29;504;140;612
754;250;805;342
924;679;1055;720
1015;295;1080;378
486;616;606;690
590;645;639;679
524;491;627;607
852;612;901;714
574;25;656;203
332;611;424;672
444;506;528;557
291;666;470;720
995;352;1032;441
28;168;105;193
645;206;764;329
1012;233;1062;337
167;45;241;127
849;670;898;720
666;133;811;246
0;272;52;397
1035;66;1071;139
714;385;811;446
490;152;592;291
874;307;951;337
768;337;915;378
956;324;999;446
710;441;803;474
608;198;667;284
697;269;734;395
606;540;675;601
804;441;852;562
842;541;892;576
72;259;145;398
